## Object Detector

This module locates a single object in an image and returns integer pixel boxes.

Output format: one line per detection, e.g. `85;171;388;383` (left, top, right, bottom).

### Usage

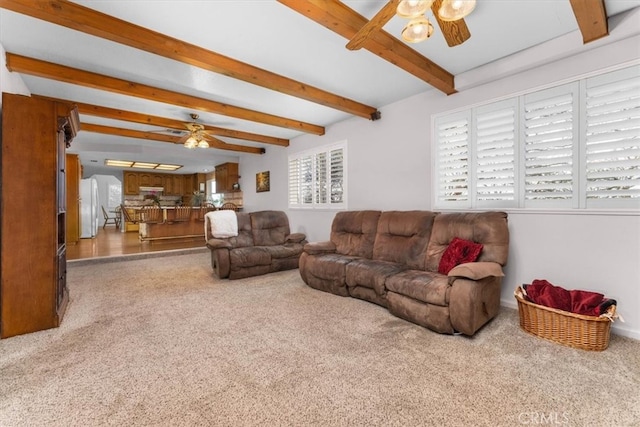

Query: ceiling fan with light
346;0;475;50
180;113;211;149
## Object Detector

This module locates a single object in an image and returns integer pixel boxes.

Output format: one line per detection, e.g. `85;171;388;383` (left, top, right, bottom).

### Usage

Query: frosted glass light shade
197;139;209;148
438;0;476;21
401;17;434;43
184;136;198;149
396;0;434;19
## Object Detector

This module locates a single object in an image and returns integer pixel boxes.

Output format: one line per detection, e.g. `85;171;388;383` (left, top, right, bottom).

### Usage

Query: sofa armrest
206;238;233;250
285;233;307;244
304;241;336;255
447;262;504;280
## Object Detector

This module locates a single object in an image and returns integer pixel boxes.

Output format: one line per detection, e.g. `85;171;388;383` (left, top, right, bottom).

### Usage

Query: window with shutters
433;64;639;210
434;111;470;208
583;66;640;208
475;99;518;207
522;83;579;208
289;142;346;209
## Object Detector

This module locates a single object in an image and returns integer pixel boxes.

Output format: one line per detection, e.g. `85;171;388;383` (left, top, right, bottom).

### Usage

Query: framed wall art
256;171;270;193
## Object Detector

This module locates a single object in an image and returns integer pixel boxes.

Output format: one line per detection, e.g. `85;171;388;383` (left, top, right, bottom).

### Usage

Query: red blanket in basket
524;280;616;316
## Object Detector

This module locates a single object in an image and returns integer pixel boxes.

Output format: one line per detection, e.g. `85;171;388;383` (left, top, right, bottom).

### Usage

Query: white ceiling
1;0;640;174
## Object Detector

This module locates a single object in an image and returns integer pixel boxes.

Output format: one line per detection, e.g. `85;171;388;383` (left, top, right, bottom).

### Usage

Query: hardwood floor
66;225;206;260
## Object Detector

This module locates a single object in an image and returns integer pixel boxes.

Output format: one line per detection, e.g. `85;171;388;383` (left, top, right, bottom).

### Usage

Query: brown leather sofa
206;210;307;279
299;210;509;336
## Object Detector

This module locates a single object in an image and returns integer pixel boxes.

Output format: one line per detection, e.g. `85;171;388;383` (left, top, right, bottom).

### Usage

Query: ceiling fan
160;113;228;149
346;0;474;50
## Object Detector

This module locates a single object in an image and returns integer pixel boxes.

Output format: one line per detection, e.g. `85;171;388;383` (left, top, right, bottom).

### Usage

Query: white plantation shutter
315;152;327;204
288;157;301;205
583;65;640;208
522;83;579;207
435;111;470;207
330;148;345;204
474;100;518;207
288;142;346;209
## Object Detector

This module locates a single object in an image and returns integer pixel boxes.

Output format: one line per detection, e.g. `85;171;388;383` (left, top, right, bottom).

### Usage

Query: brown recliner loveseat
299;210;509;336
206;210;307;279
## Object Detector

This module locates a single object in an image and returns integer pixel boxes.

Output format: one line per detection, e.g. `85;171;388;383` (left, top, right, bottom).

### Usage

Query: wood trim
430;0;471;47
34;96;289;147
278;0;456;95
569;0;608;44
346;0;398;51
0;0;379;120
81;123;266;155
6;53;325;135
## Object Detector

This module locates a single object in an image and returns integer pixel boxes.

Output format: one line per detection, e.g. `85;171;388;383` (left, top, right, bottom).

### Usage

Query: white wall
239;29;640;339
0;43;30;102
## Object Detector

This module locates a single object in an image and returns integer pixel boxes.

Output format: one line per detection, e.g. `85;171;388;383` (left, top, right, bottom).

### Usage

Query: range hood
139;186;164;193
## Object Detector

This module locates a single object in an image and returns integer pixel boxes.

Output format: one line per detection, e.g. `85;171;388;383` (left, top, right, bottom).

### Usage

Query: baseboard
500;298;639;341
68;247;208;267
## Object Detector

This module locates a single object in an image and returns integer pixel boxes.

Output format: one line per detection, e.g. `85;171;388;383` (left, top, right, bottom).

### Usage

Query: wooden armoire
1;93;80;338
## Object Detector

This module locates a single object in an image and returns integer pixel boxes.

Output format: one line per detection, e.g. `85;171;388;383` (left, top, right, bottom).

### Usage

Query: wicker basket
514;286;615;351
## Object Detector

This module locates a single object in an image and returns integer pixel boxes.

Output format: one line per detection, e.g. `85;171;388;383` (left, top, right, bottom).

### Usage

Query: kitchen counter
137;207;208;241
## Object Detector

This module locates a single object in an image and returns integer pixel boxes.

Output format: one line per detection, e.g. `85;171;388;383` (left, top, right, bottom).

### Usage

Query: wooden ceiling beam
0;0;379;120
346;0;399;51
6;53;325;135
278;0;456;95
80;123;265;155
430;0;471;47
55;99;289;147
569;0;608;44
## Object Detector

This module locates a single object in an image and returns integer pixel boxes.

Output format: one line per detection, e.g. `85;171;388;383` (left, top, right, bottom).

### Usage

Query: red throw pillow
438;237;484;274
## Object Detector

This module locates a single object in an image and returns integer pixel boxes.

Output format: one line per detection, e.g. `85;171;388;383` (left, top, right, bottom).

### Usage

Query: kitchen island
137;207;209;242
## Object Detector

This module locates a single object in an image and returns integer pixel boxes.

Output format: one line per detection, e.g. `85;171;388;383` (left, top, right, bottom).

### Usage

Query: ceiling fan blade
346;0;399;51
431;0;471;47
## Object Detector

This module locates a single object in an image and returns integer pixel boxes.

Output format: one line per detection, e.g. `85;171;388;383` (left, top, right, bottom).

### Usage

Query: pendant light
401;17;434;43
396;0;434;18
438;0;476;22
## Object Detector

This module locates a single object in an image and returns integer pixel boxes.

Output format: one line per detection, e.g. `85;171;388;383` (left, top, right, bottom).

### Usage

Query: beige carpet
1;252;638;427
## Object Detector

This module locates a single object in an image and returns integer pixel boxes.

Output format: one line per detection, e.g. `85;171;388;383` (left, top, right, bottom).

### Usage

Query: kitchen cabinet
66;153;81;244
163;174;185;196
215;162;239;193
183;174;195;195
124;172;139;195
138;173;152;186
163;174;173;195
1;93;79;338
173;175;184;196
139;173;164;187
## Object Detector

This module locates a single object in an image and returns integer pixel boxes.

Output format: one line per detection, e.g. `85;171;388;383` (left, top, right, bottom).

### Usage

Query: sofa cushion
425;212;509;272
251;211;290;246
372;211;436;269
262;243;304;259
385;270;451;307
229;246;271;268
226;213;254;248
437;237;483;274
302;253;358;281
447;262;504;280
346;259;408;297
331;210;381;258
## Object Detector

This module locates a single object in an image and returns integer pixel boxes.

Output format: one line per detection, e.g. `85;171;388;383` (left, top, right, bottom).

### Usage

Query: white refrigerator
80;178;100;238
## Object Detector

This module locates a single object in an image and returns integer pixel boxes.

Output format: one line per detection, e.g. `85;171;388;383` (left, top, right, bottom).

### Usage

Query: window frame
432;64;640;212
288;141;347;210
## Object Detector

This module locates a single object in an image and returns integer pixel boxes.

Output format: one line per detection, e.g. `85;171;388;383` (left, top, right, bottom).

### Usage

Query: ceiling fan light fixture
401;17;434;43
184;135;198;149
197;139;209;149
438;0;476;21
396;0;434;19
